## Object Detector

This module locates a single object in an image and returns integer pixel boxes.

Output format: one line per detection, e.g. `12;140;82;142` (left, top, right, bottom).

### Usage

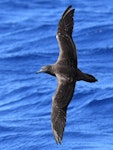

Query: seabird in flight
37;5;97;144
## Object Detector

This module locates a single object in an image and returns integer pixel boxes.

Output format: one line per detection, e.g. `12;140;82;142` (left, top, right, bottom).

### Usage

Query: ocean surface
0;0;113;150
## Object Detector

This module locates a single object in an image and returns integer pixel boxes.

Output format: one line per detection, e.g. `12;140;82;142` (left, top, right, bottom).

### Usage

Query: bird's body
37;5;97;144
52;63;77;82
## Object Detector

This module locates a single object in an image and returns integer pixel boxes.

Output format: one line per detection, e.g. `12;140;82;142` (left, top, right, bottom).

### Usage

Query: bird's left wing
56;6;77;67
51;76;75;144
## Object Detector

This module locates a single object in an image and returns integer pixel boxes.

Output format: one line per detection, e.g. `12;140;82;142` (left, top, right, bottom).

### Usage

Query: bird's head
36;65;50;74
36;65;55;76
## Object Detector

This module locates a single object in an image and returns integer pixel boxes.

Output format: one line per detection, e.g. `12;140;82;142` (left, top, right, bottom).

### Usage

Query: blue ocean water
0;0;113;149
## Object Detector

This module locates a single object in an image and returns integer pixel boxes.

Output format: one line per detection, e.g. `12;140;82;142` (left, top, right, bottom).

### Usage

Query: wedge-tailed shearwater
37;5;97;144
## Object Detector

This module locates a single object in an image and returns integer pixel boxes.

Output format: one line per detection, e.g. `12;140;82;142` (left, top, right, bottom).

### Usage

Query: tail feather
77;69;97;82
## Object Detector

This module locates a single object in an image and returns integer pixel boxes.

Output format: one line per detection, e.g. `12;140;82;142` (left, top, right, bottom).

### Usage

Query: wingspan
56;6;77;66
51;76;75;144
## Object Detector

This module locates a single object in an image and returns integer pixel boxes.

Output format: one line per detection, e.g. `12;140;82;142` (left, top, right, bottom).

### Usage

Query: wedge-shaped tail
77;69;97;82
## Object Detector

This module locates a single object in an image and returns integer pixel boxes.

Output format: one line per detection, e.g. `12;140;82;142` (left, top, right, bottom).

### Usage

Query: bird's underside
37;5;97;144
51;5;97;144
51;6;76;144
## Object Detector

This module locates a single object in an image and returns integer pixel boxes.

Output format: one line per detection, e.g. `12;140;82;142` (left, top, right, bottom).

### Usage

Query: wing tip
62;5;75;18
52;128;63;144
57;5;75;36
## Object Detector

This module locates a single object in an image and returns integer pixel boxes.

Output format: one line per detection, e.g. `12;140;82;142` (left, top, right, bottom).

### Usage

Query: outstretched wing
56;5;77;67
51;75;75;144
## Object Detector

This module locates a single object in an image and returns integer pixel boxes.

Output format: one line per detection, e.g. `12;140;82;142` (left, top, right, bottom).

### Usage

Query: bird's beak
36;69;43;74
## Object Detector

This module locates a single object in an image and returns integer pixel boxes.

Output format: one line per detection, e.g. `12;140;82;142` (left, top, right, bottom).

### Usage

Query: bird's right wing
51;75;75;144
56;6;77;67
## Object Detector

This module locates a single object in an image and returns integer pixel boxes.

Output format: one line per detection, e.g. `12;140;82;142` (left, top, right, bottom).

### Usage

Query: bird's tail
77;69;97;82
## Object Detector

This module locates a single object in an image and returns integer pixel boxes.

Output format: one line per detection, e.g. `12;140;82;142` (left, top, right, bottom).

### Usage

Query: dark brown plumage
37;5;97;144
